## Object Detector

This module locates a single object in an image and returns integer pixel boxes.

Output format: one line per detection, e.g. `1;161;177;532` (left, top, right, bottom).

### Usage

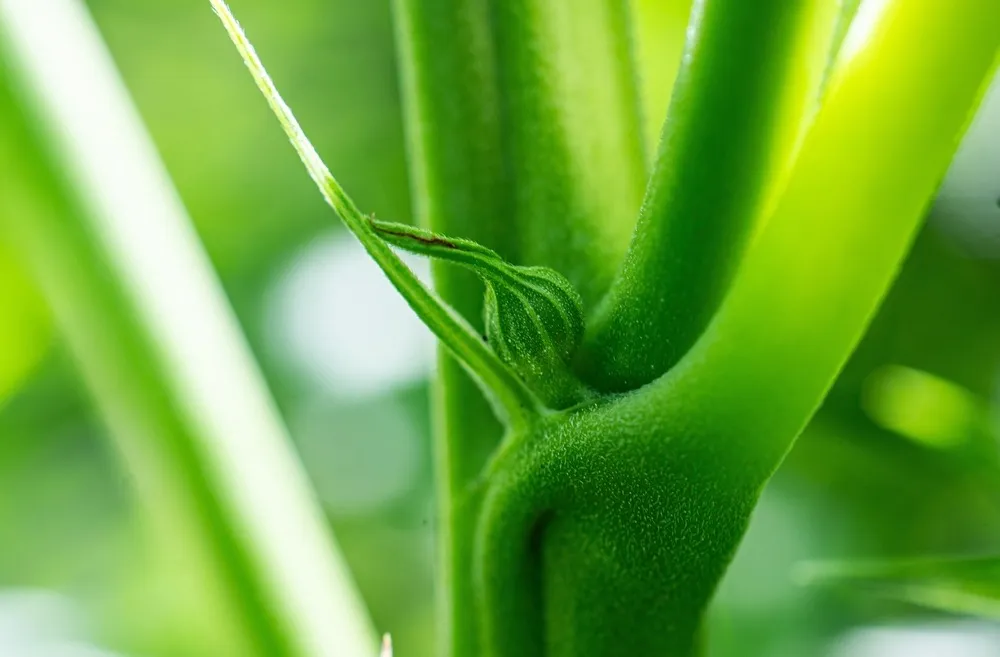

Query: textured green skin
391;3;512;654
384;0;1000;654
488;0;647;306
579;0;832;392
392;1;646;654
475;395;758;657
207;0;1000;654
474;2;997;655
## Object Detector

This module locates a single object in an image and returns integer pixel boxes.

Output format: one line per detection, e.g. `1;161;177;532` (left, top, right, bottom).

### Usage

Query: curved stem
579;0;837;391
652;0;1000;485
210;0;542;429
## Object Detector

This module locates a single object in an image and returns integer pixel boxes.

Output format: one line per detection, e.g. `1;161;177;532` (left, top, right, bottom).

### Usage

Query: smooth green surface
0;245;49;404
0;3;375;654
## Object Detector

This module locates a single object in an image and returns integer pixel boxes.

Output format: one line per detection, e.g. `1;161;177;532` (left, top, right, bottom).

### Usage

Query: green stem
0;2;374;655
651;0;1000;487
210;0;541;430
391;1;513;655
580;0;836;391
489;0;647;306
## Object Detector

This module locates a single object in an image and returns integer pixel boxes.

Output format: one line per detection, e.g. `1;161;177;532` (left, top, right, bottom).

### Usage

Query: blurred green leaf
799;555;1000;619
0;243;49;403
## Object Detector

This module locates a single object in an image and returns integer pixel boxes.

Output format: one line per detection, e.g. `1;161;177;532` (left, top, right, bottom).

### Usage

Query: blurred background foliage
0;1;998;656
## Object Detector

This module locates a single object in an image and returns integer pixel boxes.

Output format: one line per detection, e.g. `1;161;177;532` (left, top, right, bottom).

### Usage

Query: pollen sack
371;219;588;409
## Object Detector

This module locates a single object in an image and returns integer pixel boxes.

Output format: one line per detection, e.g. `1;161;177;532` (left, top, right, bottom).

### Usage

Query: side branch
579;0;837;392
649;0;1000;486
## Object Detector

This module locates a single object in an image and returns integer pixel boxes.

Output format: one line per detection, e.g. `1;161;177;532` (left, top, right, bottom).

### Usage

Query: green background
1;1;999;655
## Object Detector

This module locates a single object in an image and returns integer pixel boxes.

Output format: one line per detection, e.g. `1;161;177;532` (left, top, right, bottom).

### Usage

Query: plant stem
393;2;648;653
489;0;648;306
0;1;374;655
210;0;541;429
580;0;837;391
651;0;1000;488
391;2;513;655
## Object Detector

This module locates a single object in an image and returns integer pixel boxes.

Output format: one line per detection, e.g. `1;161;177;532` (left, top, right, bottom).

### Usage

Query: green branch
210;0;542;430
579;0;838;391
648;0;1000;486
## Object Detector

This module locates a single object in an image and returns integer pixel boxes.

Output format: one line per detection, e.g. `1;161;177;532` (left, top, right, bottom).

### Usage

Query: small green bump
372;219;590;408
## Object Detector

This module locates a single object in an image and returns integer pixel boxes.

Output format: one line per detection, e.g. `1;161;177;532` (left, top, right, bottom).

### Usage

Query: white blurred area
831;623;1000;657
289;395;422;516
266;233;435;399
264;233;433;517
0;590;121;657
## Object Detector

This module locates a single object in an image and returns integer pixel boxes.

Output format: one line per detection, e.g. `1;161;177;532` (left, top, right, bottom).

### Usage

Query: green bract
372;219;589;409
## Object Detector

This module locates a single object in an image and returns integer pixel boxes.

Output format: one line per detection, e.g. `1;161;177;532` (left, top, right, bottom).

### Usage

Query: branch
579;0;838;391
647;0;1000;486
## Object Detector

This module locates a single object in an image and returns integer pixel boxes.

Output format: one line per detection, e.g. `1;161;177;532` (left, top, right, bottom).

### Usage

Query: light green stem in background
0;241;50;404
628;0;693;154
0;0;375;655
210;0;541;429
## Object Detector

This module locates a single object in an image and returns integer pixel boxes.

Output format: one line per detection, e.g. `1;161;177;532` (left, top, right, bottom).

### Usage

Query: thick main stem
392;2;512;655
393;2;649;654
472;3;999;657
